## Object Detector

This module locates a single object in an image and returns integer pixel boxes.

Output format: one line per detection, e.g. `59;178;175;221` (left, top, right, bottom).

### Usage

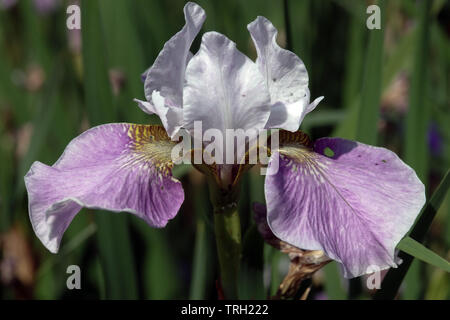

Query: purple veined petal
183;31;271;158
247;16;323;131
24;123;184;253
265;135;425;278
144;2;205;106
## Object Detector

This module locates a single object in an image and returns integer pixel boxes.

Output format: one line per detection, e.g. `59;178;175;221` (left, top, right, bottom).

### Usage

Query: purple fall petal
25;123;184;253
265;136;425;278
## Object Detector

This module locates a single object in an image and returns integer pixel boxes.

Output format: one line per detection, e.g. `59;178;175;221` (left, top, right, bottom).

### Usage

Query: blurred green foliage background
0;0;448;300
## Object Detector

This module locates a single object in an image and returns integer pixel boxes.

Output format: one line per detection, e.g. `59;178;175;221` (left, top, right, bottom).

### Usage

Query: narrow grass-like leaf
94;214;138;299
356;0;385;145
331;0;366;22
0;18;28;124
15;64;62;198
133;219;180;299
189;219;209;299
239;170;266;299
18;0;51;70
269;248;284;297
402;0;432;299
342;15;365;110
283;0;293;52
98;0;147;123
323;262;346;300
334;20;418;139
190;183;213;299
397;237;450;272
0;23;15;230
286;0;311;66
301;109;347;133
404;0;431;182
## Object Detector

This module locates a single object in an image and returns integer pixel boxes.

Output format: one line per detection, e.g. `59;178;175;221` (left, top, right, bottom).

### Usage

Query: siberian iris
24;2;425;284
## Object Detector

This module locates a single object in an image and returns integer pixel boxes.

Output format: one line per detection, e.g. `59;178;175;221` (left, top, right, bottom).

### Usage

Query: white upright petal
264;100;307;132
134;93;183;138
248;16;322;131
139;2;205;137
144;2;205;107
134;98;157;115
265;90;324;131
183;31;271;136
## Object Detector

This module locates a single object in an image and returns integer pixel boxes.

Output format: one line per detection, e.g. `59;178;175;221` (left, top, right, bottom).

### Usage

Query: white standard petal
144;2;205;106
183;31;271;137
134;92;183;138
248;16;322;131
138;2;205;137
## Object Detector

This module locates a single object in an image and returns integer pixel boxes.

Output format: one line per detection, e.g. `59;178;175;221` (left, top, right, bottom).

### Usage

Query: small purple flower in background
0;0;17;10
427;123;443;156
32;0;60;15
0;0;59;14
24;1;425;285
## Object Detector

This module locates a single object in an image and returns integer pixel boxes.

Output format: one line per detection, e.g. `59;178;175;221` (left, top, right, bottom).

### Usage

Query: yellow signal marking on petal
277;130;332;186
278;130;313;149
121;124;177;177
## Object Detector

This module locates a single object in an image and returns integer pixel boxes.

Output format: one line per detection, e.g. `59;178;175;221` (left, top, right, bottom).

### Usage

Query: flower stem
208;181;242;299
214;204;241;299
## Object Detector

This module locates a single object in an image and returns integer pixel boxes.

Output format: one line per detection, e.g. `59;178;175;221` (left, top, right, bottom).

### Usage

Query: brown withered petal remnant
253;202;330;299
275;249;330;300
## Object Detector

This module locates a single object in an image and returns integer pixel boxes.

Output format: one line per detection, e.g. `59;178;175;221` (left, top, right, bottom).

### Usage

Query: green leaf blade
397;237;450;273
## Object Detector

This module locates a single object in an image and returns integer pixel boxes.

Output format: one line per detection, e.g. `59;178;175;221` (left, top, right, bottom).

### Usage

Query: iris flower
25;2;425;282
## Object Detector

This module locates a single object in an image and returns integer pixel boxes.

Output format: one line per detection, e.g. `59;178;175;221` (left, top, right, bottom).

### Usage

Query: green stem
214;205;241;299
209;181;242;299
